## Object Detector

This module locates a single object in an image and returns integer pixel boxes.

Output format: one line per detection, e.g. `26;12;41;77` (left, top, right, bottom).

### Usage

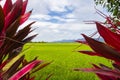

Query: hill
53;38;104;42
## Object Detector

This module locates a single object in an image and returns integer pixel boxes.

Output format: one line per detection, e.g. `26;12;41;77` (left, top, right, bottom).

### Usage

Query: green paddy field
24;42;111;80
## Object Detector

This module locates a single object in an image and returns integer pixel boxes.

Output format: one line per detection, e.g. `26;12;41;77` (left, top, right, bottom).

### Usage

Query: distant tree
94;0;120;18
39;41;47;43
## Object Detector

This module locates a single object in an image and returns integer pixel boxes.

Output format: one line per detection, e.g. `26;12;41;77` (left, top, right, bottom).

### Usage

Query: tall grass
24;42;111;80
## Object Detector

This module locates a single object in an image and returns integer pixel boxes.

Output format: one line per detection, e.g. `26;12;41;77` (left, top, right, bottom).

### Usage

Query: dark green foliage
95;0;120;18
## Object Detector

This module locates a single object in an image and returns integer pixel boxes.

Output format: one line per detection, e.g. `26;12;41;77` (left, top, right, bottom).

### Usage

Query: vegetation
75;11;120;79
1;0;119;80
72;1;120;79
94;0;120;18
0;0;49;80
24;42;111;80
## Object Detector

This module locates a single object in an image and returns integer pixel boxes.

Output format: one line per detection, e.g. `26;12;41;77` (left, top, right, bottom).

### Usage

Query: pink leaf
21;0;28;15
4;0;22;30
9;60;41;80
3;0;13;16
20;10;32;24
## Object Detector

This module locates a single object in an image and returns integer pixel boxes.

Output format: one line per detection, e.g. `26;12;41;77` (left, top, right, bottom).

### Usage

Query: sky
2;0;107;42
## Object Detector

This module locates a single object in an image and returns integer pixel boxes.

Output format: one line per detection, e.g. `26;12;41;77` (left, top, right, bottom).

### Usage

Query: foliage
75;11;120;79
0;0;50;80
94;0;120;18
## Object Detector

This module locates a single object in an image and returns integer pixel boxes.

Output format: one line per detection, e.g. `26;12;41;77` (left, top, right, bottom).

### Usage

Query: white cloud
0;0;105;42
66;13;75;18
30;13;77;23
27;0;49;14
46;0;69;12
29;19;97;42
30;14;51;20
25;0;104;42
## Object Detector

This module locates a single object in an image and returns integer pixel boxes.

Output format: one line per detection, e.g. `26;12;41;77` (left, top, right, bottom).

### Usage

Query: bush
0;0;50;80
75;10;120;80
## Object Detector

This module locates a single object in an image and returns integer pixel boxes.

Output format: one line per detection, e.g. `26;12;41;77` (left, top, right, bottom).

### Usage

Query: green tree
94;0;120;18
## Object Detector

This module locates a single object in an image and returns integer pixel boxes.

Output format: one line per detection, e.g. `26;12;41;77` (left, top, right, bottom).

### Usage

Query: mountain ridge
53;38;104;42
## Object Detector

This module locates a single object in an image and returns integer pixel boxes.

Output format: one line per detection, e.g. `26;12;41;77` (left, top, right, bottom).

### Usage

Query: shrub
74;11;120;80
0;0;50;80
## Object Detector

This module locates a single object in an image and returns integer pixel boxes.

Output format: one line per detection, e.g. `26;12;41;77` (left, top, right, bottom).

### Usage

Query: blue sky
2;0;107;42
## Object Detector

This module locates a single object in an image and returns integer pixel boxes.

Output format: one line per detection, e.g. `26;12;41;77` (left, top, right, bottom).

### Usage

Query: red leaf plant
74;12;120;80
0;0;51;80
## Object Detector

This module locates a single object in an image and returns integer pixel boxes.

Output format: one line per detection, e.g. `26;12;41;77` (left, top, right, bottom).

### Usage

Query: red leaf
32;61;52;73
2;56;25;79
4;0;22;30
0;5;4;32
21;0;28;15
6;18;20;37
23;34;37;43
75;40;87;44
92;64;100;69
0;60;8;70
82;34;120;62
14;22;35;41
78;51;101;56
29;77;35;80
112;63;120;71
96;73;116;80
20;10;32;24
0;5;5;47
3;0;13;16
9;60;41;80
99;64;112;70
96;22;120;51
74;68;120;78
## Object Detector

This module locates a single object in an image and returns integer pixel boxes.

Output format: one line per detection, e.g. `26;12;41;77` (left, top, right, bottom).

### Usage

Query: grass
24;42;112;80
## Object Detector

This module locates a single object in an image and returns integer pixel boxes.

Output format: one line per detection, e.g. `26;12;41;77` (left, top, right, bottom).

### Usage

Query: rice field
24;42;112;80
